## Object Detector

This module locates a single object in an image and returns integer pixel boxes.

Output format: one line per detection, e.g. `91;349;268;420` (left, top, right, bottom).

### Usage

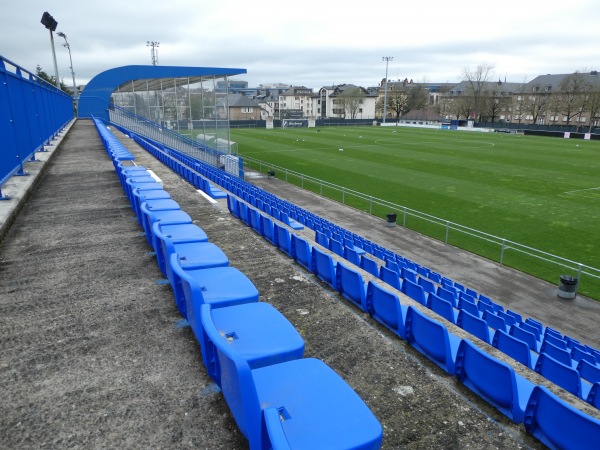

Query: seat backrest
403;279;427;306
273;223;292;257
260;215;276;244
379;266;401;291
291;235;312;271
455;340;526;422
418;277;436;295
542;332;568;351
360;255;379;278
200;304;261;440
329;238;344;257
506;309;523;324
336;262;367;311
497;310;516;327
540;340;573;367
366;281;405;337
436;286;457;307
535;353;581;397
405;306;458;374
457;310;491;344
315;230;329;248
509;324;538;353
458;297;480;317
519;321;542;342
524;385;600;450
492;329;533;368
312;247;337;289
428;293;457;325
482;310;507;333
572;346;598;366
577;359;600;384
401;268;418;284
345;247;360;266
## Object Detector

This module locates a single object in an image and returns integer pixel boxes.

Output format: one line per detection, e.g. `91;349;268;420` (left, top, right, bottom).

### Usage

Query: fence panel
0;56;73;189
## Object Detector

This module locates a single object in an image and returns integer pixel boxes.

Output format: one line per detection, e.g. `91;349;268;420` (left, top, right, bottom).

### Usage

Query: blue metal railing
0;56;74;195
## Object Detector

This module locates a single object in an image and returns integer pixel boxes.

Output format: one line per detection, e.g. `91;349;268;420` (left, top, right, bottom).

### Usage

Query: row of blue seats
115;124;600;448
225;192;600;449
131;127;600;394
93;120;383;450
311;218;600;410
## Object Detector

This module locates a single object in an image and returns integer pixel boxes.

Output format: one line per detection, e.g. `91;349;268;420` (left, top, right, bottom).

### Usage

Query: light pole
57;32;78;109
382;56;393;123
147;41;160;66
40;12;60;89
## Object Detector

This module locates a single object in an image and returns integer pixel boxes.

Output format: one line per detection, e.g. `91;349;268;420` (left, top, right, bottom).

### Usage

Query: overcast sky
2;0;599;90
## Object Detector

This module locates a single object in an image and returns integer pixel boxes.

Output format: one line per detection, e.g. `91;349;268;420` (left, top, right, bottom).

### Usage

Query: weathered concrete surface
0;119;597;449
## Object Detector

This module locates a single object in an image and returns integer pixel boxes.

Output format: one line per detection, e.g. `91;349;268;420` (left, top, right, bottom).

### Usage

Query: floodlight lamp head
57;32;66;38
41;12;58;32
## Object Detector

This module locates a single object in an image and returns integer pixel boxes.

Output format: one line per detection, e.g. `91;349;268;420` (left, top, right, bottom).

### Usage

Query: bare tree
587;79;600;132
377;89;409;119
559;71;588;128
405;83;429;112
462;63;495;121
338;87;366;120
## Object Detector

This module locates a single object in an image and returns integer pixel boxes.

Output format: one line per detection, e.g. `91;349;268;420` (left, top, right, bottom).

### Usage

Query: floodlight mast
147;41;160;66
41;12;60;89
57;32;78;109
382;56;393;123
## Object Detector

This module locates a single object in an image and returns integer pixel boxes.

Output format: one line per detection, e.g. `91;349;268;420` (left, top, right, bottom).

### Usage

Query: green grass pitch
230;126;600;299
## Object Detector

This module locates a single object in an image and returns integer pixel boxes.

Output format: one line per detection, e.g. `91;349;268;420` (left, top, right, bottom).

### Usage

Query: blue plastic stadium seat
497;310;516;328
437;286;458;307
418;277;436;296
519;321;542;342
458;296;480;317
169;253;259;319
457;310;492;344
312;247;338;289
200;304;383;450
540;340;574;367
336;261;368;311
427;292;458;324
164;241;229;289
366;281;408;338
291;234;313;272
132;188;172;227
401;268;418;284
152;222;209;275
329;238;345;258
525;317;544;334
482;310;507;333
403;279;428;306
465;288;479;298
541;332;568;351
280;211;304;230
492;329;538;370
510;324;541;353
238;202;250;226
315;230;329;248
379;266;402;291
578;359;600;384
260;214;276;245
572;347;598;367
405;306;462;375
247;207;261;234
524;385;600;449
360;255;380;278
198;303;305;386
535;353;591;399
140;202;190;248
273;222;293;257
455;340;535;423
506;309;523;324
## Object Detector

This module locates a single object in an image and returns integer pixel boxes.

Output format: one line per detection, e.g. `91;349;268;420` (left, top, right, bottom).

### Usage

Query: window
578;116;587;122
241;107;253;113
537;118;545;125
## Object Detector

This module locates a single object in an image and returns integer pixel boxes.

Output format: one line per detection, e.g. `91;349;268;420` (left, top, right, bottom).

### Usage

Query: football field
231;126;600;298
